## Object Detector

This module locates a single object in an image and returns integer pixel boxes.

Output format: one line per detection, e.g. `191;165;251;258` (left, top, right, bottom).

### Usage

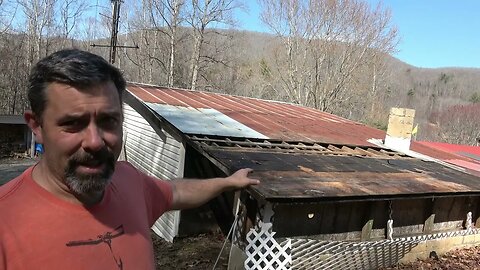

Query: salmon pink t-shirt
0;161;173;270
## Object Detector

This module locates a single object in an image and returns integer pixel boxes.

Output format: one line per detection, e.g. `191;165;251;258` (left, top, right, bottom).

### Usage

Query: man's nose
83;123;105;151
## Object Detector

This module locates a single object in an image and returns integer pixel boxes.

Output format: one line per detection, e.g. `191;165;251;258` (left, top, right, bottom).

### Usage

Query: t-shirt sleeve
140;172;174;226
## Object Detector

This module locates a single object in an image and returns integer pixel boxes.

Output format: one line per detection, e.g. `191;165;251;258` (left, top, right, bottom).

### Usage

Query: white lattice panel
289;228;480;270
245;222;292;270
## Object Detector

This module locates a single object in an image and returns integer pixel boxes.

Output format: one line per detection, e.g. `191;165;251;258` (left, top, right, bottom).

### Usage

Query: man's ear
24;110;43;144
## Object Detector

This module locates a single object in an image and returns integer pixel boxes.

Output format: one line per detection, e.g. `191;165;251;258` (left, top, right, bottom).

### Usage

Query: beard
64;147;116;197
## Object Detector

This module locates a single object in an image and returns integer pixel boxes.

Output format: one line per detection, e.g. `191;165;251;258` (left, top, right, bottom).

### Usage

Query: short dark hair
28;49;126;118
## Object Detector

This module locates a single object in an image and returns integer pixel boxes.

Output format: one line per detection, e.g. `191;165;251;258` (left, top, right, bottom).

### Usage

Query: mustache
69;147;114;166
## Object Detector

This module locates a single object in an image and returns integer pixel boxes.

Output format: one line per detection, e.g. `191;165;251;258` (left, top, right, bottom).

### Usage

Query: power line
91;0;138;64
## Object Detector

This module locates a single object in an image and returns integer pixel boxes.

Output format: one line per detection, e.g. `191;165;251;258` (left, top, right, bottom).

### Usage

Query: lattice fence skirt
245;222;292;270
244;225;480;270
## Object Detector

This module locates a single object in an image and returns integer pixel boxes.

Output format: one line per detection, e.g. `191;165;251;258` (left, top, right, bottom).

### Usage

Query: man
0;49;259;269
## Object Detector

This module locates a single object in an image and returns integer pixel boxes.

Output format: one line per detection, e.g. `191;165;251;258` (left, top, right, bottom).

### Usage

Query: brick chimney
384;108;415;152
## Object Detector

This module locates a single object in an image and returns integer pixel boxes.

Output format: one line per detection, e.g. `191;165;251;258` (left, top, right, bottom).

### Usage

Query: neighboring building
0;115;32;157
123;83;480;269
415;141;480;173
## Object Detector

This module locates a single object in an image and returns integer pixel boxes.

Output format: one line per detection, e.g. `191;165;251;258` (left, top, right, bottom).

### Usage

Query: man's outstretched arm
170;168;260;210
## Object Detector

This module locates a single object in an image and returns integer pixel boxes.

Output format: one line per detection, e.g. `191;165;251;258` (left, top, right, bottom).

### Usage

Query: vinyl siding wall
122;104;185;242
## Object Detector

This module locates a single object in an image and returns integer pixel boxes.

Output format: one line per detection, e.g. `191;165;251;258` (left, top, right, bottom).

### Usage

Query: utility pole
91;0;138;64
109;0;121;64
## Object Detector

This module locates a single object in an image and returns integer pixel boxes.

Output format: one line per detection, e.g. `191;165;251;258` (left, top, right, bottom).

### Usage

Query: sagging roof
125;83;480;203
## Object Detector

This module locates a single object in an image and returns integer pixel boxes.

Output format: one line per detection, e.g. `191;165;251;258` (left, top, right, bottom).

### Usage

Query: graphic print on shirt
66;224;125;270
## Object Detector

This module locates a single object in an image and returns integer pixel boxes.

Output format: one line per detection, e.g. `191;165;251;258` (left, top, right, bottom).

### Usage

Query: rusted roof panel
127;84;385;146
416;141;480;161
411;142;480;174
127;84;477;169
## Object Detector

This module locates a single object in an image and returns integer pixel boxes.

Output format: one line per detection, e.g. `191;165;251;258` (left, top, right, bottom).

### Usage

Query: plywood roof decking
188;136;480;202
204;147;480;202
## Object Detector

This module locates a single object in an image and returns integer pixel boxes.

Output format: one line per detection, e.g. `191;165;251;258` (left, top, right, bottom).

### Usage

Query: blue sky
237;0;480;69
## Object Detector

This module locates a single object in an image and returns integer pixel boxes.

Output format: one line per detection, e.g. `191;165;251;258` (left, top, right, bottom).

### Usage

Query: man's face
34;81;123;196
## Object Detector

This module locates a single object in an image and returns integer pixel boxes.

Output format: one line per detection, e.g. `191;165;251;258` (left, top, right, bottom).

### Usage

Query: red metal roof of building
415;141;480;172
126;83;480;201
126;83;478;172
127;83;386;146
417;142;480;157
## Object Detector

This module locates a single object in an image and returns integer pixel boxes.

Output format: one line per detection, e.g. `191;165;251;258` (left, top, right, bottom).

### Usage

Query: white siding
122;104;184;242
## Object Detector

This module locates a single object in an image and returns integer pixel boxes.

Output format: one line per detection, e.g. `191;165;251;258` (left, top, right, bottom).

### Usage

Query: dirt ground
152;234;480;270
153;235;480;270
2;157;480;269
152;231;230;270
381;246;480;270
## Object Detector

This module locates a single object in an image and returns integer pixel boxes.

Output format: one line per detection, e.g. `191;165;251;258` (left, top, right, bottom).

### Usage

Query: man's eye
99;117;119;129
61;119;85;131
63;120;81;127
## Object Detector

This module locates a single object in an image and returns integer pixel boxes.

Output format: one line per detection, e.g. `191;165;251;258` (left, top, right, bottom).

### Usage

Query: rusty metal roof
126;83;480;202
127;83;385;146
414;141;480;173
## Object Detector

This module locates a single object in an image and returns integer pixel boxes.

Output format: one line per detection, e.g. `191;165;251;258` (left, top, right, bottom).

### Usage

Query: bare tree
125;0;182;85
58;0;87;45
156;0;185;87
186;0;238;90
19;0;57;65
0;0;19;34
426;104;480;145
259;0;398;116
0;34;30;114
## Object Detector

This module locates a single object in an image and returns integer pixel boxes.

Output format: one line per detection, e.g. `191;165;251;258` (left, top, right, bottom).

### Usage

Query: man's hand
225;168;260;190
170;168;260;210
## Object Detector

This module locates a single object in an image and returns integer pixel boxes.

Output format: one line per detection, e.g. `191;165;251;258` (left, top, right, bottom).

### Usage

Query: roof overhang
187;135;480;204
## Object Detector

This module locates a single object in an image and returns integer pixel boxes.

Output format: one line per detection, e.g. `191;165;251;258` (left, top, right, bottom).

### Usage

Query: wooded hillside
0;0;478;145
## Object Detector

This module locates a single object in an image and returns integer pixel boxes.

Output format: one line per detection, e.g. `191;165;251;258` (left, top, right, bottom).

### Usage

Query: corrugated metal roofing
127;84;478;168
417;142;480;159
415;141;480;172
126;83;480;202
127;83;385;146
